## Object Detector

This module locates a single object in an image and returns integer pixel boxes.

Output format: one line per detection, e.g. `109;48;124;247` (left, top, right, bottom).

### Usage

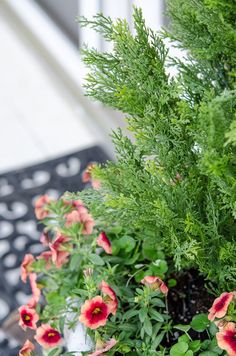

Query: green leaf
46;291;64;305
170;342;189;356
198;352;218;356
189;340;201;352
123;309;139;320
148;260;168;276
142;237;163;261
151;298;165;307
149;308;164;322
124;253;140;265
47;348;62;356
152;322;162;338
69;253;82;271
190;314;209;332
209;322;218;336
151;330;165;349
89;253;105;265
71;288;88;297
139;308;148;323
168;278;177;287
109;226;123;234
174;324;191;333
118;236;136;252
208;338;223;354
201;340;211;350
118;323;137;332
144;317;153;336
178;334;190;343
185;351;194;356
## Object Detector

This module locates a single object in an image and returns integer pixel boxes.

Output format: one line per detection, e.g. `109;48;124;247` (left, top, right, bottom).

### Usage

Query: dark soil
168;269;215;324
165;269;215;344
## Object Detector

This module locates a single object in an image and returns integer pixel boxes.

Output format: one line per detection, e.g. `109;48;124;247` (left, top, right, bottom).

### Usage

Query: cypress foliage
78;1;236;290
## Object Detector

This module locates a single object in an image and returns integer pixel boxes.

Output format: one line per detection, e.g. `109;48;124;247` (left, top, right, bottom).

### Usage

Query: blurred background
0;0;166;173
0;1;166;354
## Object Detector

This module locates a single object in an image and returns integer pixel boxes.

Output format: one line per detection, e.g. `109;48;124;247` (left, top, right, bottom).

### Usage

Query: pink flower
65;206;95;235
89;338;117;356
19;339;35;356
82;163;96;183
35;324;62;349
21;254;35;283
208;292;235;321
80;212;95;235
82;163;101;190
40;232;50;246
79;296;109;330
97;232;112;254
34;195;51;220
49;233;71;268
65;210;81;226
216;322;236;356
141;276;168;295
91;179;101;190
37;251;53;269
99;280;118;316
18;305;39;330
27;273;41;308
72;199;84;207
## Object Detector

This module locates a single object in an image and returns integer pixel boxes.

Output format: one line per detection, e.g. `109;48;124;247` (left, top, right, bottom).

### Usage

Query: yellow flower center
48;332;55;337
24;314;31;321
93;307;101;315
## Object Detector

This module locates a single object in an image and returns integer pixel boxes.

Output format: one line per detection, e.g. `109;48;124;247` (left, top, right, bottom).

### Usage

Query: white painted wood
2;0;123;156
132;0;164;31
78;0;101;49
100;0;132;51
0;4;97;173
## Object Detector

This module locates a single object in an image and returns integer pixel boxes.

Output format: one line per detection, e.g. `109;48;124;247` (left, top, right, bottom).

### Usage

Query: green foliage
171;314;224;356
78;3;236;290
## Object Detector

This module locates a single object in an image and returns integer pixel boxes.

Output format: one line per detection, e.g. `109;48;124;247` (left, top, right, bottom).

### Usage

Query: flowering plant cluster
18;172;171;355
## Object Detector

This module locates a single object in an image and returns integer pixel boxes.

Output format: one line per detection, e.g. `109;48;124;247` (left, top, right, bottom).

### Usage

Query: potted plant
18;1;236;355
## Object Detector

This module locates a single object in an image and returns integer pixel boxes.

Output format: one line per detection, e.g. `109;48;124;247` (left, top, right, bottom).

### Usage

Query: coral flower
34;195;51;220
141;276;169;295
21;254;35;283
40;232;50;246
80;212;95;235
27;273;41;308
99;280;118;315
65;210;81;227
208;292;235;321
89;338;117;356
76;204;95;235
216;322;236;356
79;296;109;329
35;324;62;349
18;305;39;330
72;199;85;208
49;233;71;268
65;207;95;235
37;251;53;269
97;232;112;255
19;339;35;356
82;163;101;190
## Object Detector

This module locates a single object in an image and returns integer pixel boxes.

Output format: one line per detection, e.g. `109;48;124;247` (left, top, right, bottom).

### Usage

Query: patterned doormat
0;146;109;355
